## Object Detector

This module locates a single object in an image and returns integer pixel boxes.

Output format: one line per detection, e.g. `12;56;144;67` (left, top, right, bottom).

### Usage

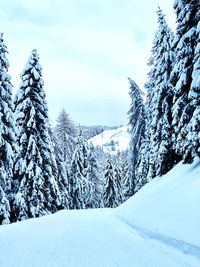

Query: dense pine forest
0;0;200;226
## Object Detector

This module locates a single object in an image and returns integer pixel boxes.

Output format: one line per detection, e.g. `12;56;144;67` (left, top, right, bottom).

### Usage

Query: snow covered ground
0;160;199;267
89;126;130;154
116;158;200;249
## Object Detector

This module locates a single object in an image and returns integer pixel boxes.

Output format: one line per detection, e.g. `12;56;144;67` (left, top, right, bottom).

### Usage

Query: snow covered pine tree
103;156;119;208
120;151;134;202
127;78;146;192
186;20;200;160
69;130;91;209
49;126;69;210
56;109;76;166
170;0;200;163
12;49;61;221
0;33;15;225
87;144;102;208
147;7;181;178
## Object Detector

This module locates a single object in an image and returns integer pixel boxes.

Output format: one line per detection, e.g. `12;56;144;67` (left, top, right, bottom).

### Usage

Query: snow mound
89;126;130;154
116;158;200;248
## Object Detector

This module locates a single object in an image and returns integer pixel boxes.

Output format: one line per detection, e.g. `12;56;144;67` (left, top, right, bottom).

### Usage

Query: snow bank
116;158;200;248
89;126;130;154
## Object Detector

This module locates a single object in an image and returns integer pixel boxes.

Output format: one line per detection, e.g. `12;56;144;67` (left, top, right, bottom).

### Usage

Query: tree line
0;0;199;225
0;40;131;224
128;2;200;192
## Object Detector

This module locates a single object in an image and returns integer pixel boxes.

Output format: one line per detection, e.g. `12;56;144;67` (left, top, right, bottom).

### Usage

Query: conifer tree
49;126;69;210
0;33;15;224
184;20;200;162
0;187;10;225
127;78;146;190
87;144;102;208
147;8;181;177
12;49;61;221
170;0;200;163
103;156;118;208
113;160;123;206
69;131;90;209
56;109;76;165
135;85;154;187
120;151;134;201
135;139;149;192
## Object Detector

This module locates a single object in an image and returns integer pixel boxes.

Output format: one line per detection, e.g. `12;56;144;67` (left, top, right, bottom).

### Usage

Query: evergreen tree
0;33;15;224
135;139;149;192
87;144;102;208
147;8;181;178
56;109;76;165
184;20;200;161
12;49;61;221
127;78;146;190
103;156;118;208
120;151;134;201
49;126;69;210
0;187;10;225
170;0;200;163
113;159;123;206
69;131;90;209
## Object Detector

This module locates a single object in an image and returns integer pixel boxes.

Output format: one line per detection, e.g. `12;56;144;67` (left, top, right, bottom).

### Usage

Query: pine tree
69;131;90;209
56;109;76;165
12;49;61;221
49;126;69;210
170;0;200;163
184;20;200;161
113;159;123;206
127;78;146;190
0;187;10;225
135;139;149;192
147;8;181;178
120;151;134;201
87;144;102;208
0;33;15;224
103;156;118;208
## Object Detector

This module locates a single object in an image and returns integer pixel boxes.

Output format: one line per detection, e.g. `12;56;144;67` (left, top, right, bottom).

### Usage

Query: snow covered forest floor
0;159;199;267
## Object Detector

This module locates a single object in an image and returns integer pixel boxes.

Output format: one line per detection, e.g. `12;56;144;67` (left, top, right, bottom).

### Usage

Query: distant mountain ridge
78;125;118;140
89;126;130;154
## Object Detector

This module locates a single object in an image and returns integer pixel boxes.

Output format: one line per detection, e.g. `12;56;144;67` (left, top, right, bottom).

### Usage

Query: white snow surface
116;158;200;248
0;160;200;267
89;126;130;154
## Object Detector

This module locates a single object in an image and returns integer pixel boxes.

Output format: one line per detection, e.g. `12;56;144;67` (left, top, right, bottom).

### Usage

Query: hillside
116;158;200;248
89;126;130;154
0;160;199;267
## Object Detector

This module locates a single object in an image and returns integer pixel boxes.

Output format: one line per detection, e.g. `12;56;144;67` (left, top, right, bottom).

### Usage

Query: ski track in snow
1;160;200;267
116;213;200;265
0;208;199;267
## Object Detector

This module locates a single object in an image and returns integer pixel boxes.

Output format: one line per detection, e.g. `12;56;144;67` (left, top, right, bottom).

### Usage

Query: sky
1;0;176;126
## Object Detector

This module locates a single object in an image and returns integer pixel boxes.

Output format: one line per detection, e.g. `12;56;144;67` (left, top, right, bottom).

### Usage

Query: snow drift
0;160;199;267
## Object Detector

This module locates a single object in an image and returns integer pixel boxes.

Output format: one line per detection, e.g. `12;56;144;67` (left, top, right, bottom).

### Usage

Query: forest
0;0;200;227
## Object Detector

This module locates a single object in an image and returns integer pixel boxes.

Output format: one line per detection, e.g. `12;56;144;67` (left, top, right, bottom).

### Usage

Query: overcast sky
1;0;175;126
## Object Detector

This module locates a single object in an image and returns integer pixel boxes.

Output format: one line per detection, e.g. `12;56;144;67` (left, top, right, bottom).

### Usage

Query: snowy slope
0;160;200;267
89;126;130;154
116;158;200;249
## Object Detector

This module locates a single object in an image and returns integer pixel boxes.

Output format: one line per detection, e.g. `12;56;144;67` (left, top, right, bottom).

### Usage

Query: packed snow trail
0;208;199;267
116;158;200;248
0;160;199;267
116;214;200;261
